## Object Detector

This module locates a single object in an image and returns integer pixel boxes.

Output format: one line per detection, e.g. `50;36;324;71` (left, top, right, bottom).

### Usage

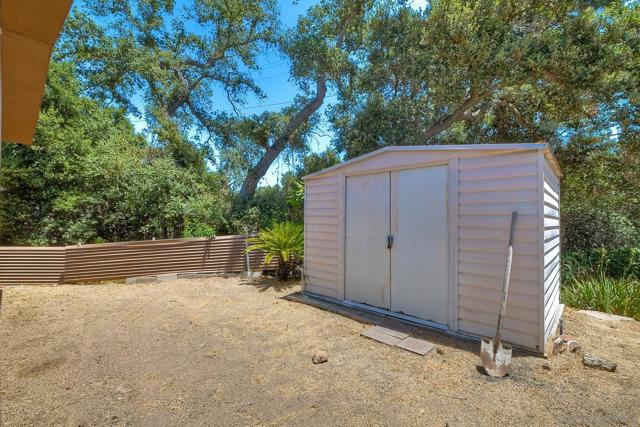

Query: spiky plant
246;222;304;281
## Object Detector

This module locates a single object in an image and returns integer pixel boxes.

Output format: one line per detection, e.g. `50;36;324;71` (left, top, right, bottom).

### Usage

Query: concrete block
126;276;157;284
157;273;178;282
177;272;199;280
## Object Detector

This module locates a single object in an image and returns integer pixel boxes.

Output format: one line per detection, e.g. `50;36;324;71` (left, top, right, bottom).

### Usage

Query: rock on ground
582;353;617;372
312;351;328;364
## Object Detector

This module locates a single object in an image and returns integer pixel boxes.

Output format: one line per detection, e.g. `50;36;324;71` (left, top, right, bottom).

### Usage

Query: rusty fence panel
0;235;278;285
0;246;66;285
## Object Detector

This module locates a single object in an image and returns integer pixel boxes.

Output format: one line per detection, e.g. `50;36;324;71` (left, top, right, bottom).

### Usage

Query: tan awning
1;0;74;145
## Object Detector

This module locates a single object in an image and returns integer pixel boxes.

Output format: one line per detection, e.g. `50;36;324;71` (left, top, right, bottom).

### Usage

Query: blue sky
77;0;428;186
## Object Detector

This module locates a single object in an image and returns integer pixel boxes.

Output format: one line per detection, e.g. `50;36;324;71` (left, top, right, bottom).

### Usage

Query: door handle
387;235;394;249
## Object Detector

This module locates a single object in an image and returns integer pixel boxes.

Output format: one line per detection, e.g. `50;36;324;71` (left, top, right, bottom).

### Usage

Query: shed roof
303;143;562;180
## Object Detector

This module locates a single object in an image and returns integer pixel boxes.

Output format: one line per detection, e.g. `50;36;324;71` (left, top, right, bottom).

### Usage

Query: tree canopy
0;0;638;251
0;62;230;245
330;0;639;157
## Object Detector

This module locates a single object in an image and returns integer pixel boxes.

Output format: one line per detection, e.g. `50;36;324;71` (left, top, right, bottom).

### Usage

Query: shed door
390;166;449;325
344;166;449;325
345;172;390;309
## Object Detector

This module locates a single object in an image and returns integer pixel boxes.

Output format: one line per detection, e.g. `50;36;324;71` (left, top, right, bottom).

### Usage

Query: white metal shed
302;143;562;353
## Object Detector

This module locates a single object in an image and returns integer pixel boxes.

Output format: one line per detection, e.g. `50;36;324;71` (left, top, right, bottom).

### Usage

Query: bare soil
1;277;639;426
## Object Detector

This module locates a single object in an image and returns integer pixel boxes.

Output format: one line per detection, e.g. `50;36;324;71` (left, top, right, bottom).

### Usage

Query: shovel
480;211;517;377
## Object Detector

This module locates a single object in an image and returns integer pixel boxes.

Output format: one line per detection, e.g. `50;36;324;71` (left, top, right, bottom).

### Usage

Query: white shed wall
304;174;341;298
303;145;561;353
543;158;562;341
457;151;541;350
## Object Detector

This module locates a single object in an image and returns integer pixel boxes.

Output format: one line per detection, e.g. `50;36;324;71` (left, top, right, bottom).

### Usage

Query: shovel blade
480;337;512;377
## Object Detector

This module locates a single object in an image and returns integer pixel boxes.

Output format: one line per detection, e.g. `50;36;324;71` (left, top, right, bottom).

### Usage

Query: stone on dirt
312;351;328;364
582;353;617;372
567;340;582;353
552;336;566;355
553;335;582;355
578;310;633;322
436;347;445;355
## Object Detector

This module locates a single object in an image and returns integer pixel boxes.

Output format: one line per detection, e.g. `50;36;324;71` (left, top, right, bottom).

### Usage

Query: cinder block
157;273;178;282
177;272;199;280
126;276;157;284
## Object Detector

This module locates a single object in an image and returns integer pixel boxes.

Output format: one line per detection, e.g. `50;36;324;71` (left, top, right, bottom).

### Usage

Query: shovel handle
495;211;517;349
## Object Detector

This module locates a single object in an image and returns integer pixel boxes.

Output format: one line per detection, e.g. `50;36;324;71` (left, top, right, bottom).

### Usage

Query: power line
222;95;337;112
127;94;338;123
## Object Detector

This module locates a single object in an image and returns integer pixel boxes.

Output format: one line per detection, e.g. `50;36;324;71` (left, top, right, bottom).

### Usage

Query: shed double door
345;165;449;326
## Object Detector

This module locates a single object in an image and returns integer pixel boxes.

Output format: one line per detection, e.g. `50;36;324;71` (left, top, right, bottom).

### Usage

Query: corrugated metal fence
0;235;277;285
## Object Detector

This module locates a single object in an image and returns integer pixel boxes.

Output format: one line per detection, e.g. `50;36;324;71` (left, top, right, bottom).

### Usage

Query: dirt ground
1;277;639;427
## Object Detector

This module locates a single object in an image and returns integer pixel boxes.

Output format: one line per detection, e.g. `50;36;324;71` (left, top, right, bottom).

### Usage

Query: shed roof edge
303;143;562;180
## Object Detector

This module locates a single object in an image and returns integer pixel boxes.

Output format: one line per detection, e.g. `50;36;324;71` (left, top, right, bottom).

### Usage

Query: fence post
244;236;252;275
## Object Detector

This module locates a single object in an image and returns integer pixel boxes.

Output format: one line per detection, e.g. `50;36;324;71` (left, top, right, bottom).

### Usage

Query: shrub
228;187;289;234
246;222;304;281
561;205;639;252
561;270;640;320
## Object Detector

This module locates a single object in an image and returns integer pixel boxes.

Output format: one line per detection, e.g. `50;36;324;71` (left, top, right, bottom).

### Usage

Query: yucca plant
246;222;304;281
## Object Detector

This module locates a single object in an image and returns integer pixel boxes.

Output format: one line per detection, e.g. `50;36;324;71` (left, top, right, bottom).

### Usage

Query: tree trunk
277;260;290;281
237;2;363;199
238;77;327;199
239;136;288;198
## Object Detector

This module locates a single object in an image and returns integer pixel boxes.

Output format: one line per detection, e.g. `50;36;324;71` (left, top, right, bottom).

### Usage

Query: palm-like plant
246;222;304;281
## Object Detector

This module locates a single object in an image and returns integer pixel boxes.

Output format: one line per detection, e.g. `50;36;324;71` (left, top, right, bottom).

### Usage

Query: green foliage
183;192;231;238
555;136;640;252
294;149;340;177
330;1;639;157
60;0;280;167
246;221;304;280
562;206;638;252
563;249;640;281
562;248;640;319
0;62;230;245
562;270;640;320
246;222;304;265
227;186;290;234
285;179;305;212
3;0;638;258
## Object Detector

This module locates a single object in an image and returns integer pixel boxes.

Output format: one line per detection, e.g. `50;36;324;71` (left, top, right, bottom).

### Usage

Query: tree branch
419;83;500;143
238;1;364;198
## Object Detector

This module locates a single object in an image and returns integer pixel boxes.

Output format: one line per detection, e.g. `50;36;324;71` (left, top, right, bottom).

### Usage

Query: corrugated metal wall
543;158;561;341
0;235;277;285
304;174;341;298
0;247;66;285
457;151;541;350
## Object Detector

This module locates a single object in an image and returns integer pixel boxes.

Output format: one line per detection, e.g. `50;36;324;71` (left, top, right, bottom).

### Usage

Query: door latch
387;235;394;249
